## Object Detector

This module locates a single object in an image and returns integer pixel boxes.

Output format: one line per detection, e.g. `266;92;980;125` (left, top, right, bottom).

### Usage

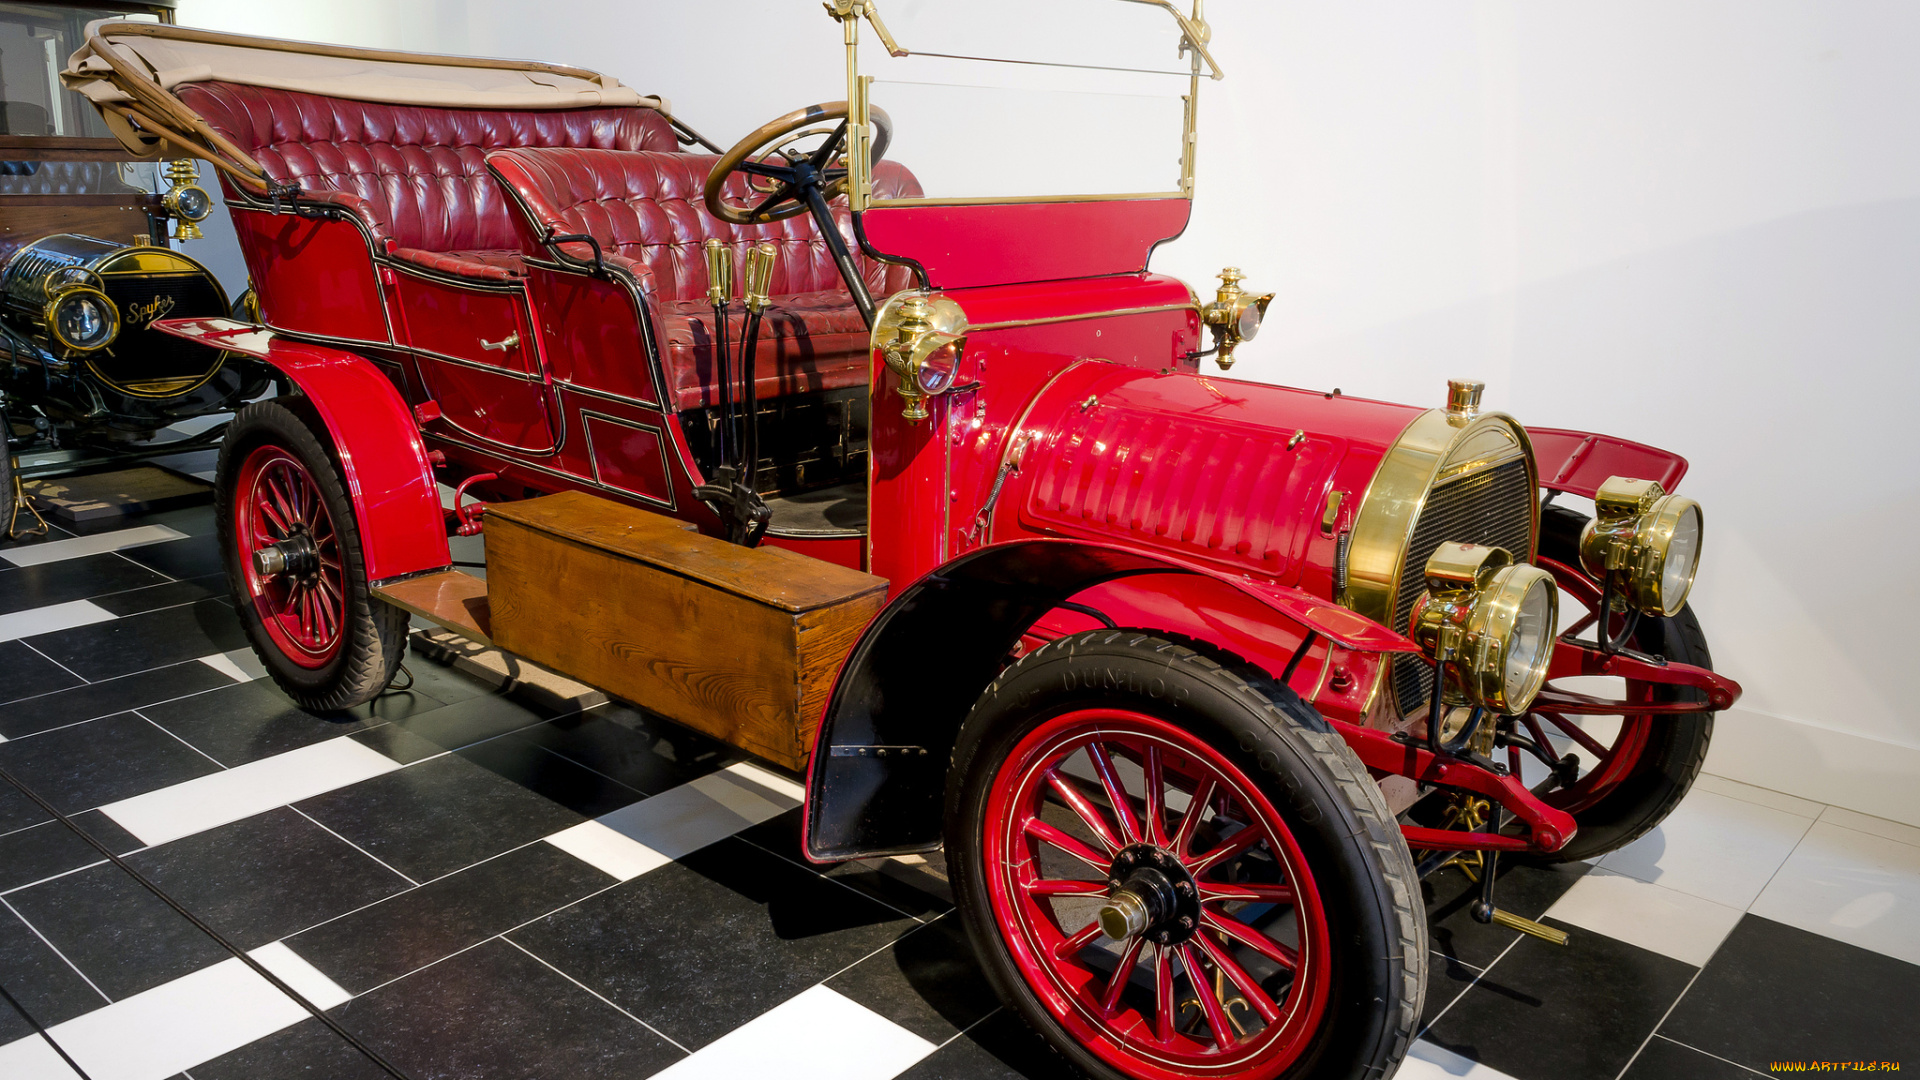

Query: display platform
19;465;212;528
0;502;1915;1080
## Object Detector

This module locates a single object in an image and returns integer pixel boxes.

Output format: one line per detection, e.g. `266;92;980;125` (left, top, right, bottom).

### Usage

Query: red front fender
158;317;450;583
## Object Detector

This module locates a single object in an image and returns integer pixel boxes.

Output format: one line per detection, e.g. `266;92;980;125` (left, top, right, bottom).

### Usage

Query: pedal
1485;907;1570;946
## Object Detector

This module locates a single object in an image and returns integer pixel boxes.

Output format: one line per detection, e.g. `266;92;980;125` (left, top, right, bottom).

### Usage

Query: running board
373;569;491;643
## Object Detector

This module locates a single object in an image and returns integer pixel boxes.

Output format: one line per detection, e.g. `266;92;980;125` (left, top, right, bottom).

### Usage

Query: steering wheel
703;101;892;226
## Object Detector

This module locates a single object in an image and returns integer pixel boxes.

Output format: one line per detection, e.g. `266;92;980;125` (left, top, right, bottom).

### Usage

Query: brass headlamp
1201;267;1272;370
39;268;121;355
1579;477;1703;617
1410;543;1558;716
161;159;213;241
875;294;967;422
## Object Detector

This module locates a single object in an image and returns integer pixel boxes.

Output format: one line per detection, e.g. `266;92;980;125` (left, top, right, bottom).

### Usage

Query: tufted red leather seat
176;82;679;281
487;146;921;410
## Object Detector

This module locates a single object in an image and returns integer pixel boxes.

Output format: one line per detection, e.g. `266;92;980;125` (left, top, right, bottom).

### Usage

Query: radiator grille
94;275;228;391
1390;456;1536;715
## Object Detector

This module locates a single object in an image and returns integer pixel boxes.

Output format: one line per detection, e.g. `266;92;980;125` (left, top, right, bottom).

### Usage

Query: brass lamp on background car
161;159;215;242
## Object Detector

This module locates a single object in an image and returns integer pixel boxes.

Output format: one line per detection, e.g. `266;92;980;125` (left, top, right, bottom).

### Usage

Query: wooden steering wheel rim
702;101;892;226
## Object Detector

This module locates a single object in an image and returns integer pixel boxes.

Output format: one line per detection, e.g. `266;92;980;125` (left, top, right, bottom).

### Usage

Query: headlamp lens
916;339;960;394
1655;501;1702;615
55;292;118;351
175;185;213;222
1504;573;1555;705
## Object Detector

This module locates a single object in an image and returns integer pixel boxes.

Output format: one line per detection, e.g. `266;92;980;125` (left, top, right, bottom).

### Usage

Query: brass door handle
480;333;520;352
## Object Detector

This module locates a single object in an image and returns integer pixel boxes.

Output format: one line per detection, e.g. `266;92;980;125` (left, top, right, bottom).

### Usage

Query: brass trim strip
868;191;1188;208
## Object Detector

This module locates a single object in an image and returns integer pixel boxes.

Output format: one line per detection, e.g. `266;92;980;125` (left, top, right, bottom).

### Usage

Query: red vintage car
70;6;1739;1079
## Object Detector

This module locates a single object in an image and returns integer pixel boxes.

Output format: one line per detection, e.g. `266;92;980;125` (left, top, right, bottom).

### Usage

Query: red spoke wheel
948;631;1424;1080
1524;504;1716;862
216;401;408;711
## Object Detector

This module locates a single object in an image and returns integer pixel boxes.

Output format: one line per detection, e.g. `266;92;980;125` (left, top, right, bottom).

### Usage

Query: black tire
946;630;1425;1080
1;418;15;538
1535;504;1715;862
215;399;408;711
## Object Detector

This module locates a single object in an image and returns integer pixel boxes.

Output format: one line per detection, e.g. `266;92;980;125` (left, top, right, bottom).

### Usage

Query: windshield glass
850;0;1217;205
1;3;161;139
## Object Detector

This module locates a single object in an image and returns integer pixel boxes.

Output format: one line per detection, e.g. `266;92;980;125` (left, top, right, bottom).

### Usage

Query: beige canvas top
61;21;663;191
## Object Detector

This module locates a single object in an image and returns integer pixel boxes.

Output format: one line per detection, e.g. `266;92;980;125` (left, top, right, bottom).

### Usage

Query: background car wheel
946;630;1424;1080
216;399;408;711
1;415;15;537
1526;503;1716;862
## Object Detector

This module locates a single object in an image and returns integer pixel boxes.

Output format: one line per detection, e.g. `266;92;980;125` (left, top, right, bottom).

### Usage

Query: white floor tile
1544;867;1745;966
197;649;266;683
649;985;934;1080
0;525;188;568
1396;1039;1524;1079
1692;772;1827;819
545;762;802;881
1597;789;1816;908
1819;805;1920;850
0;600;116;643
1751;819;1920;966
41;957;308;1080
0;1034;85;1079
247;940;351;1010
99;736;402;846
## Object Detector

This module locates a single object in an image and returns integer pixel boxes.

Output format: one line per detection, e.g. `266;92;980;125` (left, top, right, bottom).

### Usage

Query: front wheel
947;630;1424;1080
216;400;408;711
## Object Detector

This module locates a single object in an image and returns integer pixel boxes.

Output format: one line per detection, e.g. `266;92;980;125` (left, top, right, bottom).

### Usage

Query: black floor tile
0;553;168;616
380;693;565;755
192;1017;391;1080
0;904;109;1035
0;711;222;815
1621;1035;1758;1079
894;1008;1079;1080
90;574;226;617
510;835;920;1050
123;807;411;951
1422;858;1590;968
141;679;451;768
737;808;952;922
331;938;684;1080
296;752;586;882
382;652;492;708
286;840;612;994
348;724;449;765
26;598;248;682
1422;917;1697;1080
0;819;106;893
67;808;142;854
0;660;233;739
511;704;736;796
118;536;224;581
0;640;81;706
7;860;228;999
125;504;217;539
0;777;52;834
0;523;76;555
1421;950;1482;1029
1660;914;1920;1071
828;914;1000;1044
456;734;647;818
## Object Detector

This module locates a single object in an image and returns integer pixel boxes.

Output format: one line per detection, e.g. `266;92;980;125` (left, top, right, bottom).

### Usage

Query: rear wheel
1525;504;1715;862
947;630;1424;1080
216;400;407;711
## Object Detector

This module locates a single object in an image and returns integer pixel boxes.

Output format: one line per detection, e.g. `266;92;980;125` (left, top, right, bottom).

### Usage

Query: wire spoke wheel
234;444;345;668
982;709;1331;1079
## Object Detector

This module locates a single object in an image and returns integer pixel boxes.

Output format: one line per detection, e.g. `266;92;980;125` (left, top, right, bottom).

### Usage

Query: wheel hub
253;533;318;580
1098;844;1200;946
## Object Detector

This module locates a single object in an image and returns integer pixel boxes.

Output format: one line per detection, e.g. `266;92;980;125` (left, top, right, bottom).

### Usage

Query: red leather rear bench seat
176;83;680;282
486;146;921;410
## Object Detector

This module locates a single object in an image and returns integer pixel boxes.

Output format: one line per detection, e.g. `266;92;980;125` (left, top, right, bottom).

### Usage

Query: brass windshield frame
828;0;1220;211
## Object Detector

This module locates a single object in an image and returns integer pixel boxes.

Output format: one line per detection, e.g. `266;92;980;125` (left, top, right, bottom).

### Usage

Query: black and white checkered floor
1;487;1916;1080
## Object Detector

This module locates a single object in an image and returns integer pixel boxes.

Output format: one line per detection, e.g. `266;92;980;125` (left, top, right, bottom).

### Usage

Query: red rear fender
156;318;450;583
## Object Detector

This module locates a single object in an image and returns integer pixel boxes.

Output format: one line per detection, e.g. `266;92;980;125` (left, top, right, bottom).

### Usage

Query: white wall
173;1;1920;822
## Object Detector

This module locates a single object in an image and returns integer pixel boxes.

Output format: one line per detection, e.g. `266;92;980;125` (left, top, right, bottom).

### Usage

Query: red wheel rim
1531;557;1661;814
234;444;345;669
981;709;1332;1080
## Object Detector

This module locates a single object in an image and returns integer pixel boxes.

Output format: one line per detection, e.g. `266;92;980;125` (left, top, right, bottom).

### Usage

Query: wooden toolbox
483;491;888;771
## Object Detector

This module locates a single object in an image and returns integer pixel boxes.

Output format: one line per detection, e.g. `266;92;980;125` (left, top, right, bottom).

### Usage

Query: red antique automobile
70;6;1739;1078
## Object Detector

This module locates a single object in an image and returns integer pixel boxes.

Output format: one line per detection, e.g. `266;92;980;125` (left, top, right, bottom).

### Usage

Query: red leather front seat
487;147;921;410
176;83;681;281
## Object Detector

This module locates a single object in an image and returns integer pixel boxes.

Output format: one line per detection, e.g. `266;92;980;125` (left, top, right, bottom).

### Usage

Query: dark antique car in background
1;0;263;532
69;5;1742;1077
